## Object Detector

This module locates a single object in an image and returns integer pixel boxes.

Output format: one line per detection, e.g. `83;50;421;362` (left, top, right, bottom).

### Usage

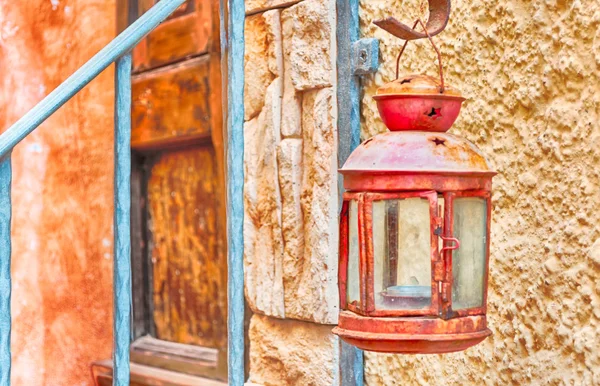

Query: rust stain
432;136;489;170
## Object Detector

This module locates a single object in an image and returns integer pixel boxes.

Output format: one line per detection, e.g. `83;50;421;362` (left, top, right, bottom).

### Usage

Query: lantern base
333;311;492;354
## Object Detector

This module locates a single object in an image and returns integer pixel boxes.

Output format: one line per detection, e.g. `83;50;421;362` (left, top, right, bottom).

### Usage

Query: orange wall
0;1;115;384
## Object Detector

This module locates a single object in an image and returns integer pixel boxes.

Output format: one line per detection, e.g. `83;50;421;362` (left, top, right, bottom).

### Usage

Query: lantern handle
393;18;446;93
440;236;460;253
373;0;451;41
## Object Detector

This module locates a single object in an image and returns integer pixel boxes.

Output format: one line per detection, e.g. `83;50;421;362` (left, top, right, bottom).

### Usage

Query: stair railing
0;0;188;384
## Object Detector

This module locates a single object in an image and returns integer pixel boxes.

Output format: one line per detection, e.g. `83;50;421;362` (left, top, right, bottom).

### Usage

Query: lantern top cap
341;131;495;175
375;75;463;99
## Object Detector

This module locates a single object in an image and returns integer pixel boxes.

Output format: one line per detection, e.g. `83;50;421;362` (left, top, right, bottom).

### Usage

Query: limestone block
245;0;301;15
277;139;305;311
280;9;302;137
264;10;284;80
244;78;285;318
244;10;283;121
248;314;339;386
283;87;338;324
282;0;333;92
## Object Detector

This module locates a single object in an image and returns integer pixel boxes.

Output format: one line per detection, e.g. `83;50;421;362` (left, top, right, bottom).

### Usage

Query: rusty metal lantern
333;11;496;354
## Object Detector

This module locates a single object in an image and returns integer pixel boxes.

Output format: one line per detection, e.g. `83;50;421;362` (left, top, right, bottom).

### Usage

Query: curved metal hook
394;18;446;93
440;236;460;254
373;0;451;41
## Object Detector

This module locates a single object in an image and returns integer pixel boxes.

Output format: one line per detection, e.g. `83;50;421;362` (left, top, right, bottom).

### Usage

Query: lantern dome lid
375;75;463;99
341;131;494;175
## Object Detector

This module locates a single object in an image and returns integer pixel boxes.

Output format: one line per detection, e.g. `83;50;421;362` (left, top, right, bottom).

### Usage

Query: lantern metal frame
340;190;440;318
441;190;492;319
339;188;492;321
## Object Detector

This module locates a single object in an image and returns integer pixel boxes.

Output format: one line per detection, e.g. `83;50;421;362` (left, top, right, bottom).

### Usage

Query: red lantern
333;72;496;354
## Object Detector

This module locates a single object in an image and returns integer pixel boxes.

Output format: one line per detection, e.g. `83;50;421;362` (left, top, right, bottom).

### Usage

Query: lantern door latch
353;38;380;75
440;236;460;253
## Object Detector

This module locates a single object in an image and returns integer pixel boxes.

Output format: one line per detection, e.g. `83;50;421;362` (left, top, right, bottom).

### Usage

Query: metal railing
0;1;188;385
0;0;373;384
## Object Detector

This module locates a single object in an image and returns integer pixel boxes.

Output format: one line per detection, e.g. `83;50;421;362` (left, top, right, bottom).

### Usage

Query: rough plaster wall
360;0;600;385
0;1;114;384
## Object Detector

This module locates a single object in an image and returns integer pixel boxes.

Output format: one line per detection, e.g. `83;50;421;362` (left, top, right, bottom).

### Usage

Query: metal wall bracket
352;38;380;75
337;0;374;385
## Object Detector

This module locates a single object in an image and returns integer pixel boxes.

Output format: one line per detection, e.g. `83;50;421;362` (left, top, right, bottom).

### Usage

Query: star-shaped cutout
426;107;443;119
432;138;446;146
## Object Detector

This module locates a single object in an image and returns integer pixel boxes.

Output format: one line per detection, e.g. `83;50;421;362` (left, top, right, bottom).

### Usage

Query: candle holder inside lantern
333;11;496;354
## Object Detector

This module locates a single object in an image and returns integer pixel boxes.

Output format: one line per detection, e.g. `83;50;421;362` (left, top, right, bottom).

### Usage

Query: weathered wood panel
139;0;195;20
147;146;226;349
133;0;212;71
129;336;222;378
206;0;229;378
131;57;212;150
131;156;153;339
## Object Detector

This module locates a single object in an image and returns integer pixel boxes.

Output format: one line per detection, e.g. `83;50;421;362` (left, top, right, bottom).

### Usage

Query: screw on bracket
352;38;380;76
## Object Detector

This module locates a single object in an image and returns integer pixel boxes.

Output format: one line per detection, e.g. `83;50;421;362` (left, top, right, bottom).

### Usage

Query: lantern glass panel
347;200;360;305
452;197;487;310
373;198;431;310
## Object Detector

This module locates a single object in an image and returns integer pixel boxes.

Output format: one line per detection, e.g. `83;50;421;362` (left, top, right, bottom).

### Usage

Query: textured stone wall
360;0;600;385
248;315;339;385
0;1;114;385
243;0;340;383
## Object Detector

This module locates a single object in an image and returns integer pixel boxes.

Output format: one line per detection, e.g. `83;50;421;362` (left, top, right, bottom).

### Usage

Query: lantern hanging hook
392;18;446;93
374;0;451;93
373;0;451;41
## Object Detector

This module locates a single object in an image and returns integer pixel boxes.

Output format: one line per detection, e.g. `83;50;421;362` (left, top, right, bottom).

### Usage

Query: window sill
91;359;227;386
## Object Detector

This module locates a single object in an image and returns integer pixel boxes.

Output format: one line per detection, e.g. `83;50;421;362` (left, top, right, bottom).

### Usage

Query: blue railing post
0;0;194;383
337;0;365;384
113;53;133;386
0;154;11;386
223;0;246;384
